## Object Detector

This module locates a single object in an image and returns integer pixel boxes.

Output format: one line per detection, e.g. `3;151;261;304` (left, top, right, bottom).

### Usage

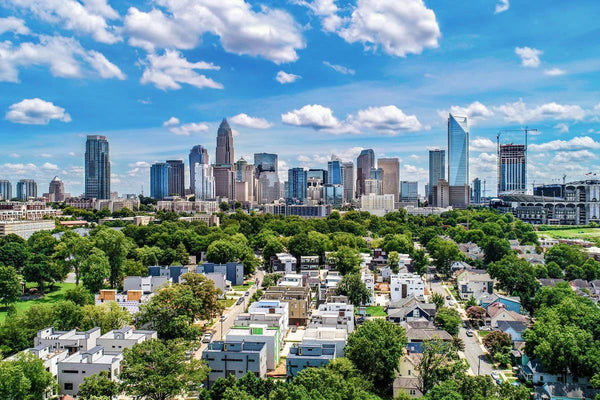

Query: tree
27;231;58;257
327;246;361;275
219;201;230;212
388;251;400;274
336;273;371;306
80;248;110;294
482;331;512;356
0;264;21;307
565;263;584;280
430;293;445;310
53;235;91;285
65;285;94;305
93;227;131;288
416;339;467;395
545;243;585;269
487;254;538;311
80;301;132;333
262;238;284;267
546;261;564;279
120;339;208;400
482;237;511;264
0;351;55;400
582;258;600;281
427;238;462;277
466;306;485;327
465;296;478;308
412;249;429;276
434;307;462;336
175;242;189;265
345;319;407;396
123;259;148;277
78;371;119;400
22;254;55;294
0;241;29;270
52;300;84;330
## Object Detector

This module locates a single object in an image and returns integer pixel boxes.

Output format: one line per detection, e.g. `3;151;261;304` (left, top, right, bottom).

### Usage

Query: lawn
366;306;387;317
232;281;254;292
537;228;600;240
478;330;491;337
0;282;76;323
218;298;236;308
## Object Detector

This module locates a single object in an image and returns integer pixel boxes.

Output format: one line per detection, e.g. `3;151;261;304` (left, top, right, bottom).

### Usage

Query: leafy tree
388;251;400;274
545;243;585;269
65;285;94;305
482;331;512;356
345;319;407;396
434;307;462;336
27;231;58;257
546;261;564;279
261;273;283;289
0;264;21;307
0;351;55;400
327;246;361;275
52;300;84;330
53;235;91;285
0;241;29;270
487;254;538;311
482;237;511;264
80;301;132;333
427;238;462;277
565;263;584;281
123;259;148;277
416;339;467;394
582;258;600;281
219;201;230;212
93;227;131;288
78;371;119;400
80;248;110;294
465;296;478;308
262;237;284;267
120;339;208;400
430;293;445;310
336;273;371;306
22;254;55;294
412;249;429;276
466;306;485;327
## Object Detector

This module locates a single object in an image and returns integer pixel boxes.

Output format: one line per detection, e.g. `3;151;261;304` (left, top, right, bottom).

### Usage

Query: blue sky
1;0;600;197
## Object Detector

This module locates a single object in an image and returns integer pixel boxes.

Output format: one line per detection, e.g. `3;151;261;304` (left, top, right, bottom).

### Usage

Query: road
428;275;494;377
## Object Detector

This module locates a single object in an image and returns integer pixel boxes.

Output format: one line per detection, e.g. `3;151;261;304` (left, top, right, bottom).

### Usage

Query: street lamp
220;315;225;340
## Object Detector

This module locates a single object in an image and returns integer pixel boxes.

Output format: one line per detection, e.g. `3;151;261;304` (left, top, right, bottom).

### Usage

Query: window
64;383;73;391
62;370;78;374
409;389;416;396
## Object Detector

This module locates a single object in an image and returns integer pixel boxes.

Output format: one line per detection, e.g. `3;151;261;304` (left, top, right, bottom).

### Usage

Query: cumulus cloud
470;137;496;152
140;50;222;90
555;123;569;133
282;104;341;130
323;61;355;75
169;122;210;136
515;46;542;68
552;150;597;164
162;116;180;126
8;0;120;43
337;0;441;57
439;101;494;124
0;17;31;35
529;136;600;151
42;162;59;170
494;99;586;123
6;98;71;125
276;70;301;84
544;68;566;76
494;0;509;13
0;35;124;82
349;105;423;133
294;0;342;32
230;113;273;129
124;0;305;64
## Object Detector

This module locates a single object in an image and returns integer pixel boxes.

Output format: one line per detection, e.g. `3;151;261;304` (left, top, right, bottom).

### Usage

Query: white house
96;327;157;355
302;327;348;357
390;273;425;302
310;302;355;333
225;324;282;370
243;300;290;333
122;276;170;293
280;273;304;287
57;346;122;397
361;271;375;306
34;327;101;355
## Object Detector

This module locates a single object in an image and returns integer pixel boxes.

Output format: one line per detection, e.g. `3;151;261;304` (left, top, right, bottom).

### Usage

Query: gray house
201;341;267;388
286;343;337;379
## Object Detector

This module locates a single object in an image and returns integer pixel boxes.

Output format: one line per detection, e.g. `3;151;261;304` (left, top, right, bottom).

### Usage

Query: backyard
0;282;76;323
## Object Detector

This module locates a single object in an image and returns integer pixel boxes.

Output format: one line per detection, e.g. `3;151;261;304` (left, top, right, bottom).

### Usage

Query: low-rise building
8;344;68;378
122;276;170;293
286;343;337;379
300;256;319;270
458;242;484;261
478;293;522;314
198;262;244;286
96;327;157;355
202;341;267;388
57;346;122;397
263;286;311;326
302;326;348;357
401;320;452;343
224;324;281;370
309;302;354;333
0;219;56;239
35;327;101;355
390;273;425;302
95;289;153;314
393;344;424;398
361;271;375;306
486;302;529;328
280;273;303;287
387;295;437;324
456;270;494;300
270;253;297;274
243;300;290;333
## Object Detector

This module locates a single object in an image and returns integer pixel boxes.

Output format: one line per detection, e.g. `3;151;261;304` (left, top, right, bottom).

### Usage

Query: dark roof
496;320;527;334
538;278;565;287
499;194;564;202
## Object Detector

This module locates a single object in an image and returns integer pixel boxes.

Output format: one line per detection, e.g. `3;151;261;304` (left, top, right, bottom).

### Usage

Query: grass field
0;282;76;323
537;228;600;240
366;306;387;317
232;281;254;292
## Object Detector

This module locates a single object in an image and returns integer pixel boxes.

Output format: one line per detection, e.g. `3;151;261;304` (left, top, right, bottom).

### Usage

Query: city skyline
1;1;600;195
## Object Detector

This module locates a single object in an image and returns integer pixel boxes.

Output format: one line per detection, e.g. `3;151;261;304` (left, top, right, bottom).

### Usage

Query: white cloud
294;0;342;32
68;152;76;156
8;0;120;44
555;123;569;133
440;101;494;124
349;105;422;133
552;150;597;164
297;155;312;162
140;50;223;90
129;161;151;168
515;46;543;68
276;70;301;84
470;137;496;152
529;136;600;151
0;35;124;82
544;68;566;76
0;17;31;35
1;163;38;174
42;162;59;170
40;153;52;158
471;152;497;173
169;122;210;136
494;0;509;14
494;99;586;123
9;153;20;158
124;0;305;64
323;61;355;75
6;98;71;125
162;116;180;126
230;113;273;129
282;104;341;130
337;0;441;57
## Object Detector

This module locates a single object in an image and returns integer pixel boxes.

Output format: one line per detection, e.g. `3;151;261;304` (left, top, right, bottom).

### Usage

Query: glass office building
85;135;110;199
428;149;446;200
150;163;170;200
254;153;278;175
287;168;307;204
448;114;469;186
327;160;342;185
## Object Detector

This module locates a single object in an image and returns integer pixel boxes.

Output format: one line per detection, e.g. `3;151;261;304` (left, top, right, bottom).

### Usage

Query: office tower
307;169;328;184
498;144;526;194
448;114;469;186
85;135;110;199
449;185;470;208
428;149;445;203
472;178;482;204
48;176;66;202
16;179;37;200
400;181;418;202
356;149;375;197
307;177;323;204
378;158;400;202
364;179;381;195
166;160;185;197
235;158;256;203
342;162;354;203
324;184;343;206
287;168;307;204
370;168;383;181
257;172;280;204
254;153;278;175
194;163;215;200
0;180;12;201
216;118;234;166
327;157;342;185
150;163;170;200
189;145;209;193
213;166;235;199
433;179;449;208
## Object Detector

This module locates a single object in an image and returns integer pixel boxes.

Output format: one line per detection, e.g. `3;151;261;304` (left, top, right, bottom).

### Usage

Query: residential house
450;261;475;273
309;302;354;333
300;256;319;270
280;273;303;287
238;300;290;333
478;293;522;314
202;341;267;388
387;295;437;324
496;321;527;346
122;275;169;293
393;344;424;398
8;344;68;378
456;270;494;300
538;278;566;288
538;237;559;249
35;327;101;355
401;320;452;343
271;253;297;274
361;271;375;305
390;273;425;302
487;302;529;328
263;286;312;326
458;242;484;261
302;327;348;357
224;324;281;370
286;343;337;379
57;346;122;397
198;262;244;286
535;383;599;400
519;355;592;387
96;327;157;355
95;289;153;314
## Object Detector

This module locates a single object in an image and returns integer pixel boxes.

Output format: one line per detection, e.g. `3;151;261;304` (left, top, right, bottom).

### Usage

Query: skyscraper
324;184;343;206
327;157;342;185
356;149;375;197
189;145;209;194
194;163;215;200
342;161;354;203
49;176;66;202
85;135;110;199
378;158;400;202
216;118;234;166
307;169;328;183
167;160;185;197
287;168;307;204
428;149;446;204
0;180;12;201
498;144;526;194
400;181;418;202
448;114;469;186
17;179;37;200
150;163;170;200
472;177;482;204
254;153;278;175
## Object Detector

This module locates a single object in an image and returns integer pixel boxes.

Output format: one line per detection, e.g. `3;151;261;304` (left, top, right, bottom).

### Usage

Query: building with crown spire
48;176;68;202
214;119;235;199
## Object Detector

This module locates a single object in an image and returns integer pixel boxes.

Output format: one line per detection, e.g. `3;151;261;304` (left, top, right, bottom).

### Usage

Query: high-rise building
433;179;449;208
307;169;328;184
216;118;234;166
307;177;323;205
400;181;418;202
213;166;235;199
167;160;185;197
254;153;278;175
498;144;526;195
370;168;383;181
472;178;482;204
85;135;110;199
327;158;342;185
324;184;343;206
235;158;256;203
364;179;381;195
287;168;307;204
0;180;12;201
16;179;37;200
194;163;215;200
150;163;170;200
48;176;66;202
448;114;469;186
378;158;400;202
356;149;375;197
189;145;209;194
428;150;445;203
257;172;280;204
342;162;354;203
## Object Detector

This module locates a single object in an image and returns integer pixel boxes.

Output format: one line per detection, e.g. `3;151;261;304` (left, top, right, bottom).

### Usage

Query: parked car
202;332;214;343
236;297;244;305
466;329;474;337
448;301;454;307
291;326;297;333
244;291;250;296
446;295;451;300
491;371;500;382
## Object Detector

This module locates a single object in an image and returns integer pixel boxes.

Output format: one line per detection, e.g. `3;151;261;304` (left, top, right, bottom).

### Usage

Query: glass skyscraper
327;159;342;185
287;168;307;204
0;180;12;200
448;114;469;186
85;135;110;199
16;179;37;200
189;145;209;194
167;160;185;197
428;149;446;201
254;153;278;175
216;118;234;166
498;144;526;194
150;163;170;200
356;149;375;197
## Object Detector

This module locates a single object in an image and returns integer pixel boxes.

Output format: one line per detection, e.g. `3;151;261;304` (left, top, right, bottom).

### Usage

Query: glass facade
85;135;110;199
287;168;307;204
150;163;170;200
254;153;278;174
327;160;342;185
0;180;12;200
428;149;445;199
189;145;209;193
324;184;343;206
448;115;469;186
16;179;37;200
498;144;526;194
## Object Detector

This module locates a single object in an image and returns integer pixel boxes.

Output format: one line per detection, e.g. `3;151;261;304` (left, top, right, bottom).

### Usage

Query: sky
1;0;600;197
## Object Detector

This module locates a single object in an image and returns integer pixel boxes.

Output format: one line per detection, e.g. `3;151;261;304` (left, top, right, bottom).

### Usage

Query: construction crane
496;127;538;195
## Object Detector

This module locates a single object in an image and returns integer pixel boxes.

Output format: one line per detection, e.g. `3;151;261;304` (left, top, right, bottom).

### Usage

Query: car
244;291;250;296
202;332;214;343
462;321;468;328
236;297;244;305
491;371;500;382
466;329;474;337
291;326;297;333
219;315;227;322
446;295;451;300
448;301;454;307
